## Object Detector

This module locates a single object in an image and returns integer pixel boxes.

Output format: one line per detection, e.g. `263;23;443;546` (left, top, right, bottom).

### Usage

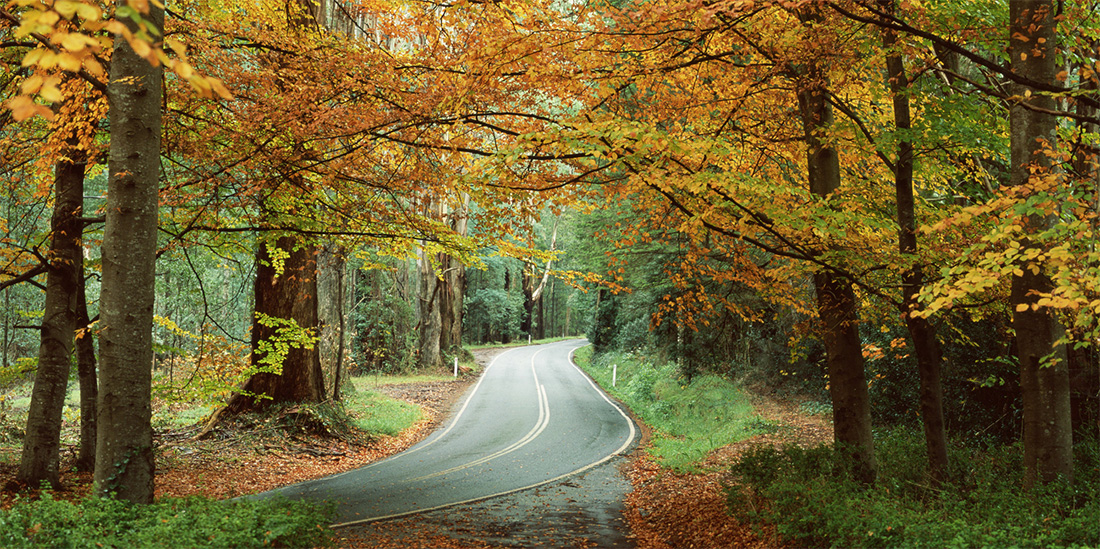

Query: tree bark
440;198;468;352
318;246;346;400
1008;0;1074;488
417;247;443;369
94;2;164;503
74;271;97;473
227;237;325;413
880;0;950;484
17;144;85;489
795;33;878;484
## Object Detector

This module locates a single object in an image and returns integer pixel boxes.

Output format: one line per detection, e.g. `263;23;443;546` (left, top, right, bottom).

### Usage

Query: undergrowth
574;346;774;471
727;427;1100;548
0;494;334;548
345;379;423;437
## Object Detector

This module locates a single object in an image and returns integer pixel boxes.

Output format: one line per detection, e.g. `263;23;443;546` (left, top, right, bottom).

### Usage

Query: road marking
305;346;514;481
331;340;638;528
406;348;551;481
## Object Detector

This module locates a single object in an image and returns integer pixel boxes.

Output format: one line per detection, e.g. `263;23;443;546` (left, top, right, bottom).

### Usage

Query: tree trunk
75;271;97;473
227;237;325;413
417;247;443;369
17;145;85;489
440;198;468;352
796;36;878;484
1008;0;1074;488
318;246;346;400
521;271;535;339
438;253;465;351
94;2;164;503
880;0;950;484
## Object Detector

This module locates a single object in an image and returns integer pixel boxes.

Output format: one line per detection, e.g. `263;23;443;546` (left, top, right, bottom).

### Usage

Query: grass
574;346;775;472
353;373;455;389
344;378;423;436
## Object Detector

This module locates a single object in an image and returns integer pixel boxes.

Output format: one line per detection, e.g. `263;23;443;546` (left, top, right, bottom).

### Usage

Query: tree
94;0;164;502
225;236;325;413
17;91;89;489
795;4;876;483
1007;0;1074;487
878;0;949;484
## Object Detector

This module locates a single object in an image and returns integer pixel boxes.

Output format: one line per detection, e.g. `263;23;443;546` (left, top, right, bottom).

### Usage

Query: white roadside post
454;356;458;377
613;363;618;387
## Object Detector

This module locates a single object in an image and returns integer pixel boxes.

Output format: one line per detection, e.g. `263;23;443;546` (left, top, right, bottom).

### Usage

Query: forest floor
0;348;832;548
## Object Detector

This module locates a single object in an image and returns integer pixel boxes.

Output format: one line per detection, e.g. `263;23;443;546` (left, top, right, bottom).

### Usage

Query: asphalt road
261;339;637;528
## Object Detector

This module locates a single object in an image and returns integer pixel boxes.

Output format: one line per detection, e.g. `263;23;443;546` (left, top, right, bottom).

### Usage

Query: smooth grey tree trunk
94;2;164;503
17;141;85;489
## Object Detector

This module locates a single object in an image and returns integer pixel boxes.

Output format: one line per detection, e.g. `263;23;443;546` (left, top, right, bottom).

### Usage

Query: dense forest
1;0;1097;537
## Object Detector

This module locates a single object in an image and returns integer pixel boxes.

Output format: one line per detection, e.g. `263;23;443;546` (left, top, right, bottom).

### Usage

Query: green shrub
726;430;1100;548
0;494;334;548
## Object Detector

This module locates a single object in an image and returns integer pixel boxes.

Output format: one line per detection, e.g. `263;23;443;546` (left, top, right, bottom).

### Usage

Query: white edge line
331;340;636;529
287;346;511;485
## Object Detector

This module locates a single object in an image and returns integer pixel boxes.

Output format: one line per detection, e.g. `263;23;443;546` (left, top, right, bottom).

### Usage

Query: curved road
262;339;636;527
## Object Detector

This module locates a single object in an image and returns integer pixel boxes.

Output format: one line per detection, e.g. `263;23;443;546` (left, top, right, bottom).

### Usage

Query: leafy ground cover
728;430;1100;548
573;347;779;472
0;369;478;548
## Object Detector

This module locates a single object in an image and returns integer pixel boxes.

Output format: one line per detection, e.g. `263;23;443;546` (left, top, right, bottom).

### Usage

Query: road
261;339;637;528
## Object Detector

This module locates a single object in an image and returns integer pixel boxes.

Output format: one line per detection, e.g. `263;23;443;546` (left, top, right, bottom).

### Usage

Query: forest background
0;0;1098;545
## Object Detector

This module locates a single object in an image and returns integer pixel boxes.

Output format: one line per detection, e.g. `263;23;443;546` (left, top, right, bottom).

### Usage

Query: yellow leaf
61;32;99;52
20;74;44;95
174;61;194;80
57;53;82;72
84;57;106;78
76;3;100;20
21;48;46;67
39;82;63;103
130;37;152;60
1015;303;1029;312
165;36;187;57
208;77;233;100
55;1;78;18
38;51;59;70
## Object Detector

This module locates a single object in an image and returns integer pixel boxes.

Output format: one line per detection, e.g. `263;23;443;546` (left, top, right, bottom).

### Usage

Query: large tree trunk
94;2;164;503
17;144;85;489
227;237;325;413
439;199;468;352
1008;0;1074;488
796;34;877;484
417;247;443;369
439;253;465;352
880;0;950;484
318;246;346;400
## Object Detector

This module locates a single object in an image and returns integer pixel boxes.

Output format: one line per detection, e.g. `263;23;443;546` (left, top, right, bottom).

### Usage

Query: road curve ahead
260;339;636;527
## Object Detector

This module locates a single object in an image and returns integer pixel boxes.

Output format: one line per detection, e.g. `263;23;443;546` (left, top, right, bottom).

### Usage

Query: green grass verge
573;346;775;472
345;377;425;437
0;494;334;548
